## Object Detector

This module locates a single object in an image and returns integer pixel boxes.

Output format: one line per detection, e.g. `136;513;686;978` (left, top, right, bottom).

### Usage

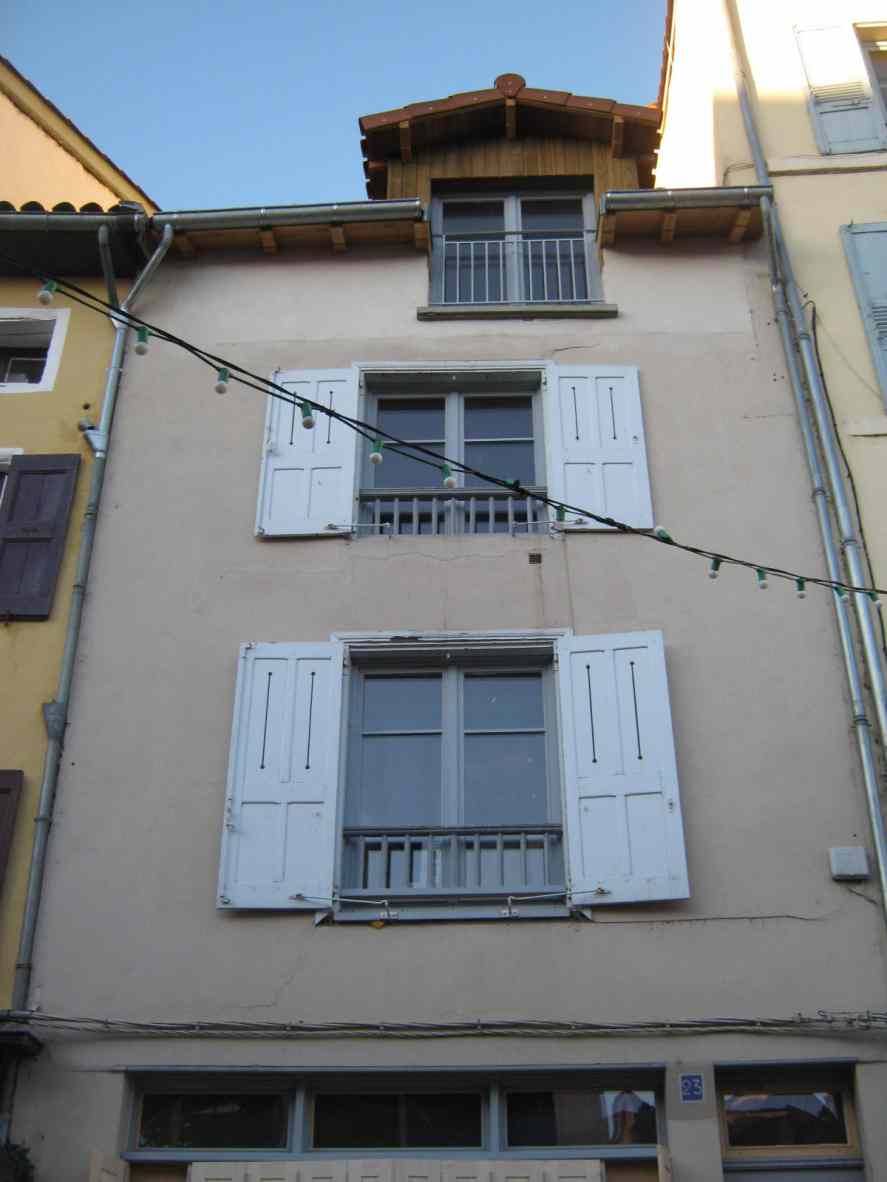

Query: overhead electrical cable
1;1009;885;1041
7;256;886;600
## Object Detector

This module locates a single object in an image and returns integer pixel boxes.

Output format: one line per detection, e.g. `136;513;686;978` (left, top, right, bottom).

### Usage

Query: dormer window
430;191;601;308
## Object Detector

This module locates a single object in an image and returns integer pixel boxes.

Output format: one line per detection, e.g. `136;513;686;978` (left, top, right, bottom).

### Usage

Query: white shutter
543;1164;604;1182
257;368;359;536
189;1168;251;1182
88;1153;129;1182
842;223;887;405
218;641;344;910
544;365;652;530
796;26;887;153
557;630;689;905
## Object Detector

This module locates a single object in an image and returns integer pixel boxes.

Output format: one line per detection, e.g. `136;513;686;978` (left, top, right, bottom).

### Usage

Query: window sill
332;903;571;923
416;303;619;321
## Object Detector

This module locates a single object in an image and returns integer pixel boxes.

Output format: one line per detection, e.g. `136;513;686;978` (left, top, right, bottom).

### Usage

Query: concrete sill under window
417;303;619;321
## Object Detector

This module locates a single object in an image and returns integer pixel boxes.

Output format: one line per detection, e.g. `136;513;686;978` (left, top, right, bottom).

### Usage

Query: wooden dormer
359;72;659;203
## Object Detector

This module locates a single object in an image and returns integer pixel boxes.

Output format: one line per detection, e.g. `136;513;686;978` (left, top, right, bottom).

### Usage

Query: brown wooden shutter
0;454;80;619
0;772;22;889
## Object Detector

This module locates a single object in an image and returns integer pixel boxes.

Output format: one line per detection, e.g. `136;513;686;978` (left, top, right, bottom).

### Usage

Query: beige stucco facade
656;0;887;589
8;227;886;1178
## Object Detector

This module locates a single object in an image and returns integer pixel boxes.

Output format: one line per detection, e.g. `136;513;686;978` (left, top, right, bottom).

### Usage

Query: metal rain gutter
722;0;887;922
600;185;772;214
150;198;423;232
11;225;175;1013
0;198;425;237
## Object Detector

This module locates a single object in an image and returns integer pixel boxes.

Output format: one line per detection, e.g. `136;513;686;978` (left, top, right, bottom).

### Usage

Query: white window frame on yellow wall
0;307;70;395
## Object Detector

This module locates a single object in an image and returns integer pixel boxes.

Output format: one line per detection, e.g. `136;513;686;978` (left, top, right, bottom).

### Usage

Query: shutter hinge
500;896;519;918
224;800;236;831
42;700;67;742
218;895;231;906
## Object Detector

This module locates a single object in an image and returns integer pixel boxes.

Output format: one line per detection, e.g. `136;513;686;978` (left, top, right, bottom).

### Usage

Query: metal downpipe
722;0;887;919
11;225;174;1011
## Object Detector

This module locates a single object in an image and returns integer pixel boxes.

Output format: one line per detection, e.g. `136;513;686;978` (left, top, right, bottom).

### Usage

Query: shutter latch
224;800;236;831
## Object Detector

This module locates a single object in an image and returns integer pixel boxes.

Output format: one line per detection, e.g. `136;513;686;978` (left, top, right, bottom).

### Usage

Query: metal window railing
438;232;590;305
356;488;549;536
342;825;565;896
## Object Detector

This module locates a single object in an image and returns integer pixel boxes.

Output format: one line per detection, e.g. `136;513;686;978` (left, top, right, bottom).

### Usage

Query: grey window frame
361;385;546;494
429;191;602;307
857;27;887;128
344;663;562;832
124;1068;664;1165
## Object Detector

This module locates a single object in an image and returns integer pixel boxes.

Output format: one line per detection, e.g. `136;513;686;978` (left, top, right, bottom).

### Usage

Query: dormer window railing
430;192;601;307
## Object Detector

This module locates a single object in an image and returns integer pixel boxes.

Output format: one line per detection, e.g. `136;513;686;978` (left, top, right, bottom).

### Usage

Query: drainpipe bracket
42;701;67;742
84;429;109;457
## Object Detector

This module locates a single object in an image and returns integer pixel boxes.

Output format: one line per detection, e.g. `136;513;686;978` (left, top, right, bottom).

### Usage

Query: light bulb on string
653;525;674;543
214;368;229;395
300;402;316;429
369;440;384;465
442;464;457;490
708;558;721;580
37;280;57;306
556;506;566;523
834;586;849;603
755;568;768;590
134;328;149;356
795;577;806;599
867;591;881;609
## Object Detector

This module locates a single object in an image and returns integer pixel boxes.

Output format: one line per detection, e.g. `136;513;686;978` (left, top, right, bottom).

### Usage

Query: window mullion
441;666;461;828
505;195;522;302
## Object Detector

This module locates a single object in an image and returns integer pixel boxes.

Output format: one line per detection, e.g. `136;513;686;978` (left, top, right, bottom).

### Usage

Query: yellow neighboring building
656;0;887;591
0;54;155;1055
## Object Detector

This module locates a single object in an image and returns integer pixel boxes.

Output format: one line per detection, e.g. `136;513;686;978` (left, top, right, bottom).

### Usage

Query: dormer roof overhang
359;73;660;197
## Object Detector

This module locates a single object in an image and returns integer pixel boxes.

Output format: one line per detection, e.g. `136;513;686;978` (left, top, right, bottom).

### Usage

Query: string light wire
7;258;886;600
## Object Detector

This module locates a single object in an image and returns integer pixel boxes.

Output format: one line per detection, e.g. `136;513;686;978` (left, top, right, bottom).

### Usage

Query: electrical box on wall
829;846;870;881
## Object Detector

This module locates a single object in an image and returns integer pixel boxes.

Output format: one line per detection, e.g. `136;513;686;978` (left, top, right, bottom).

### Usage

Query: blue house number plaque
680;1072;705;1103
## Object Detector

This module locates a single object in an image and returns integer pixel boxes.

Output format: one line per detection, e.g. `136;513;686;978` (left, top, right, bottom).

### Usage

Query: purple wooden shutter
0;771;23;889
0;454;80;620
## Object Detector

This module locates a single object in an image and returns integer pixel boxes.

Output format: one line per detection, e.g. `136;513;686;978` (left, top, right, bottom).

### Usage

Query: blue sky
7;0;666;211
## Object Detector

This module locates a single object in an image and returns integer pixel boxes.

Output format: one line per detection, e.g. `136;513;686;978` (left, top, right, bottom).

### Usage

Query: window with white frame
255;364;653;539
216;630;689;920
429;191;601;306
795;24;887;154
0;309;69;394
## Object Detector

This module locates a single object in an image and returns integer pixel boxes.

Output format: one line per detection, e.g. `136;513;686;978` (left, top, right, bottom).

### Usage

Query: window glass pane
0;354;45;383
138;1093;287;1149
465;674;544;730
314;1093;399;1148
364;675;442;732
404;1093;483;1147
314;1093;482;1148
464;397;533;440
464;733;547;826
521;199;584;235
508;1090;657;1146
463;441;535;487
361;735;441;826
443;201;505;236
724;1090;847;1147
378;399;445;440
376;446;444;488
